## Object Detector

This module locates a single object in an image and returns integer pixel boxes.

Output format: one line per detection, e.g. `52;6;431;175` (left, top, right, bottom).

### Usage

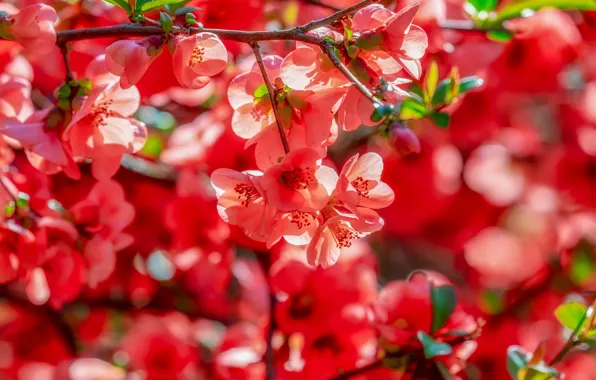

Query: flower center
330;221;360;248
89;99;114;128
351;176;371;198
282;167;314;190
290;211;313;229
188;45;205;67
234;183;259;207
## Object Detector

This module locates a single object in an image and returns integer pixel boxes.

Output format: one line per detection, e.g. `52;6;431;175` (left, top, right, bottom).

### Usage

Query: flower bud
388;122;420;156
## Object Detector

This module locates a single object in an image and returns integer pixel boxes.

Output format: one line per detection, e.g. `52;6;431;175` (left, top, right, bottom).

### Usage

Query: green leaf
173;6;201;15
569;242;595;285
436;362;454;380
432;78;453;106
467;0;498;12
488;30;514;43
57;84;71;100
494;0;596;23
507;346;529;379
253;83;269;99
431;112;451;128
458;76;484;94
186;12;200;27
431;284;457;333
141;134;163;157
137;0;186;13
417;331;453;359
554;301;588;331
159;12;173;33
16;192;30;209
104;0;132;13
424;61;439;104
400;98;429;120
4;201;15;218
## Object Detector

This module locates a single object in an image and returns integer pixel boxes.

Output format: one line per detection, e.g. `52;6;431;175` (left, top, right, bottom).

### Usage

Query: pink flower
307;205;384;268
261;147;338;212
211;168;277;243
65;81;146;179
105;36;164;89
70;180;135;287
0;73;33;122
280;27;349;91
4;4;58;54
354;3;428;79
337;152;395;209
228;55;283;139
0;108;81;178
266;210;321;248
172;33;228;89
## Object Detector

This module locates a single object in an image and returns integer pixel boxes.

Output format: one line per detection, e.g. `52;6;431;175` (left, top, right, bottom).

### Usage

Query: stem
438;19;510;33
329;360;383;380
59;42;74;82
321;42;383;106
549;338;578;367
299;0;375;33
251;42;291;155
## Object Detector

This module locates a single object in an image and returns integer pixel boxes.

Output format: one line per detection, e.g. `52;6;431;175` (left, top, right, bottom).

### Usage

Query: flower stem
328;359;383;380
251;41;291;155
59;42;74;83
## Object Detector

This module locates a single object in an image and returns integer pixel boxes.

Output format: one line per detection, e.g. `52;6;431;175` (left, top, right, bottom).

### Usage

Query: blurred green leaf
159;12;173;33
488;30;514;43
417;331;453;359
424;61;439;104
431;112;450;128
569;242;595;285
431;284;457;333
141;135;164;157
436;362;454;380
554;301;587;331
137;0;186;13
104;0;132;13
400;97;429;120
458;76;484;95
253;83;269;99
494;0;596;23
507;346;529;379
467;0;498;12
173;6;200;15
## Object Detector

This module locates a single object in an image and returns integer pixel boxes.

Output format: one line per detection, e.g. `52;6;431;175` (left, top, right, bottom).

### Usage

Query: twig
300;0;342;12
438;19;510;33
329;360;383;380
321;42;383;106
59;42;74;82
250;42;290;155
299;0;375;33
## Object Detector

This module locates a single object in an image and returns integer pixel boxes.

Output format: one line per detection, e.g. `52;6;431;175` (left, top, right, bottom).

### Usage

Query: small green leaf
400;98;429;120
494;0;596;24
554;301;588;331
4;201;15;217
253;83;269;99
370;103;393;123
57;84;71;100
432;78;453;106
159;12;173;33
354;31;384;50
174;6;201;15
568;242;595;285
417;331;453;359
47;199;66;215
16;192;30;209
507;346;529;379
424;61;439;104
321;35;337;43
104;0;132;13
467;0;498;12
487;30;514;43
431;112;450;128
458;76;484;94
431;284;457;333
137;0;186;13
141;134;163;157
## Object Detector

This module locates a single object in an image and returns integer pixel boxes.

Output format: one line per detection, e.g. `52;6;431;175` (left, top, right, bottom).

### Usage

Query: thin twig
251;42;290;155
299;0;375;32
438;19;510;33
329;360;383;380
321;42;383;106
300;0;342;12
59;42;74;82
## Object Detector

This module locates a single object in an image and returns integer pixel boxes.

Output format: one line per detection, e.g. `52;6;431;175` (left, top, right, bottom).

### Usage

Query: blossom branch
59;42;74;82
321;41;384;106
251;42;291;155
299;0;376;33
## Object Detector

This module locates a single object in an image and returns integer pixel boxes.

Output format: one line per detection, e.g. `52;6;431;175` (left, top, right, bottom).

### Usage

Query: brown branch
438;19;510;34
321;42;383;106
299;0;375;33
250;42;290;155
59;42;74;82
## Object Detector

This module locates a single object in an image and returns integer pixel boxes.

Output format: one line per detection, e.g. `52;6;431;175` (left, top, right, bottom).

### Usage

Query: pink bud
388;123;420;156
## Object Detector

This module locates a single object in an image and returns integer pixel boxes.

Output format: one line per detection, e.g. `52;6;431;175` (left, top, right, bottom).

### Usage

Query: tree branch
300;0;342;12
321;42;383;106
250;42;290;155
59;42;74;82
299;0;375;33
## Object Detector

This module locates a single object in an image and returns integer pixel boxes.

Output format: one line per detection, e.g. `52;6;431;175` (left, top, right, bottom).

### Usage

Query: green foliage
253;83;269;101
159;12;173;33
494;0;596;23
554;301;588;331
466;0;498;13
424;61;439;104
399;97;428;120
507;345;559;380
136;0;188;12
416;331;453;359
568;242;595;285
430;284;457;333
104;0;132;14
431;112;450;128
